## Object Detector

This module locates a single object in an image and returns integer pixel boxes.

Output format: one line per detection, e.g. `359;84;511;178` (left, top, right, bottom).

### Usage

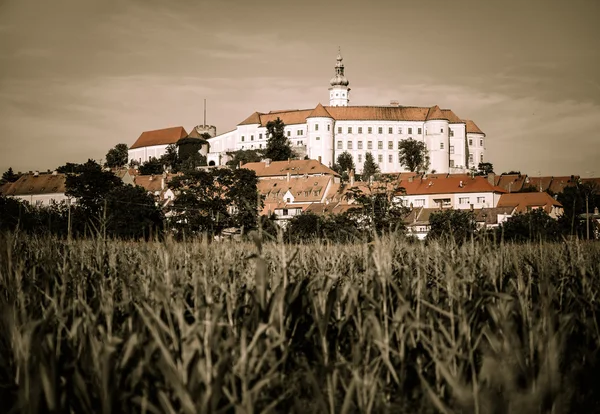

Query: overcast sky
1;0;599;176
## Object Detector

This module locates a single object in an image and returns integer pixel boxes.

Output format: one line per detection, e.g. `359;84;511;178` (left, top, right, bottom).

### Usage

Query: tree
334;151;355;181
1;167;19;184
427;209;476;243
398;138;430;173
226;149;264;168
228;168;262;231
361;152;379;182
177;137;208;162
65;159;122;217
264;117;294;161
57;162;85;174
105;184;163;239
477;162;494;176
138;158;164;175
104;143;129;168
557;181;600;239
497;209;561;242
160;144;179;171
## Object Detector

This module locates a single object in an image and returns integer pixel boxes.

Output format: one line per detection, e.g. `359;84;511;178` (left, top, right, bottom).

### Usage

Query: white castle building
207;51;486;174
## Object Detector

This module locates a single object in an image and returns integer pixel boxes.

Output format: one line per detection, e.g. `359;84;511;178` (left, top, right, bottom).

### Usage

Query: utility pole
586;193;590;240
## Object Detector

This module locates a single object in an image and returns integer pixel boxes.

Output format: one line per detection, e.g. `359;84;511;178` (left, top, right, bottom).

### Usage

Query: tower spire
328;48;350;106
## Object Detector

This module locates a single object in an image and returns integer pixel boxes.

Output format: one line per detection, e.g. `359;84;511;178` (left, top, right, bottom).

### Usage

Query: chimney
349;169;355;186
52;170;57;176
487;172;495;186
595;207;599;216
149;174;154;181
161;172;166;191
287;171;290;182
390;100;399;106
470;204;474;211
459;180;463;188
34;171;39;177
408;176;413;183
239;161;243;169
288;158;291;164
265;158;271;167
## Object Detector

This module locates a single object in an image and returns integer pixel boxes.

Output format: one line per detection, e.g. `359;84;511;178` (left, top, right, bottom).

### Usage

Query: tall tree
138;158;164;175
104;143;129;168
427;209;477;243
264;117;294;161
65;159;122;217
361;152;379;182
1;167;19;184
336;151;355;173
497;209;561;242
226;149;264;168
398;138;430;173
227;167;263;231
105;184;164;239
160;144;179;171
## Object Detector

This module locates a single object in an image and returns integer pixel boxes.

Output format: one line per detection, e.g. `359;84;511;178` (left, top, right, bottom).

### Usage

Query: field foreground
1;233;600;413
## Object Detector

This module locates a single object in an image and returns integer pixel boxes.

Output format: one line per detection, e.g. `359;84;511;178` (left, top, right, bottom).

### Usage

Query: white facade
395;190;503;210
207;53;486;175
128;144;171;165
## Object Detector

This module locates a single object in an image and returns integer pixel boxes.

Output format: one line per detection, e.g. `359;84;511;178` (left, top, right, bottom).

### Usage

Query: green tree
497;209;561;242
476;162;494;176
65;159;122;217
264;118;294;161
398;138;430;173
104;143;129;168
1;167;20;184
228;167;262;231
138;158;164;175
160;144;179;171
427;209;476;243
226;149;264;168
334;151;355;181
56;162;84;174
557;181;600;239
177;136;208;162
285;212;323;242
361;152;379;182
105;184;163;239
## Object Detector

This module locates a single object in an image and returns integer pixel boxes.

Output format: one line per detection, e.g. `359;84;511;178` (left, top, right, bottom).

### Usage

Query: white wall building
207;51;487;173
1;171;72;206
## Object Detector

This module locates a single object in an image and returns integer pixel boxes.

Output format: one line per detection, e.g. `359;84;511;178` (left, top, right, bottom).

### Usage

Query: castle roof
242;159;339;178
307;103;333;119
425;105;448;121
464;120;485;135
130;126;188;149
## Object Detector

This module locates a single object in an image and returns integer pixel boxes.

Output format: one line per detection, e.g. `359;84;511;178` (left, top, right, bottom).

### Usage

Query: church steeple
329;48;350;106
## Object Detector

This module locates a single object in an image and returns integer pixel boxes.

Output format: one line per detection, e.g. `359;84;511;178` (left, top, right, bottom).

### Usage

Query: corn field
1;232;599;413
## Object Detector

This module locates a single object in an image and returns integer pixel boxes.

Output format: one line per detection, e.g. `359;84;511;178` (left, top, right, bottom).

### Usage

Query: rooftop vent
390;100;400;106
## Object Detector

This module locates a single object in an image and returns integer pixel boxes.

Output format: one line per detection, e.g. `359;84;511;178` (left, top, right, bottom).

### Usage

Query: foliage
285;211;362;243
64;159;122;216
477;162;494;176
1;167;20;184
557;181;600;239
177;152;207;172
56;162;85;174
104;184;164;239
336;151;355;174
398;138;430;173
177;137;208;162
264;117;294;161
1;234;600;413
361;152;379;182
160;144;179;171
226;149;265;168
497;208;562;242
104;143;129;168
138;157;164;175
427;208;477;243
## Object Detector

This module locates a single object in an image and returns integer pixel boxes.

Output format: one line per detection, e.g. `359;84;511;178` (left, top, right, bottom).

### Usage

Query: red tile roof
495;174;527;192
237;105;477;126
258;176;331;203
548;176;579;194
130;126;188;149
464;120;485;135
242;159;339;178
397;175;504;196
3;172;67;196
497;192;562;214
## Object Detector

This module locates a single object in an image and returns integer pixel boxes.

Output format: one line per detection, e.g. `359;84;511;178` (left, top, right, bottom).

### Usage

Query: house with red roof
207;51;486;174
128;126;189;165
1;171;72;206
497;192;563;218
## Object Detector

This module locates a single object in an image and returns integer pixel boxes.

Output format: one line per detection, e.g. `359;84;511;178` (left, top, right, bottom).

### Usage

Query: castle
206;50;486;174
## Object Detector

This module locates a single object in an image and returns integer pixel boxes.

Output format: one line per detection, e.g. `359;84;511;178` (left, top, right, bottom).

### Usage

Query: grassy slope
0;233;599;413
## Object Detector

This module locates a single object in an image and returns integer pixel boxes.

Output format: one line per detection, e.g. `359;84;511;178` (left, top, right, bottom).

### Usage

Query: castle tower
328;48;350;106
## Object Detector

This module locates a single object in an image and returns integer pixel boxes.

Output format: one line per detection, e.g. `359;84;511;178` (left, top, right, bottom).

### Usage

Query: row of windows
332;126;423;135
468;138;484;147
336;140;453;151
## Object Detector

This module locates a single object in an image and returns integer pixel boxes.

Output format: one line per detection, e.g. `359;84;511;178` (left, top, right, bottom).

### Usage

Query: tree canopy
476;162;494;176
65;159;122;217
104;143;129;168
1;167;20;184
226;149;264;168
427;209;476;243
361;152;379;182
264;118;294;161
398;138;430;173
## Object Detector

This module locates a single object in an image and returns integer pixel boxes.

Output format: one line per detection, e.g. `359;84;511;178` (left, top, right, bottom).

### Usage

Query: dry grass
0;232;599;413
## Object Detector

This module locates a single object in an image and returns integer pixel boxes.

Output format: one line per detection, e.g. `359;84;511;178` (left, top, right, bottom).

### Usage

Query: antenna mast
203;98;206;127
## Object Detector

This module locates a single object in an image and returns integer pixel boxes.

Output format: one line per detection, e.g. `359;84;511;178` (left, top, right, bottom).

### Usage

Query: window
259;144;262;148
251;135;254;141
450;145;454;154
378;141;383;149
316;137;320;140
287;131;291;137
440;128;444;133
388;141;393;149
414;199;425;207
449;129;454;137
355;153;362;163
449;160;455;168
327;124;330;131
459;197;470;205
337;141;342;149
480;154;484;163
358;141;363;149
367;141;373;150
282;208;289;215
368;127;372;134
259;133;263;139
315;124;319;131
378;127;383;134
338;126;342;133
408;127;412;134
398;127;403;134
469;153;474;163
388;154;393;163
477;197;486;204
241;136;245;142
388;127;393;134
418;128;422;134
348;127;353;133
297;130;302;136
480;139;483;146
440;142;444;150
347;141;353;150
469;139;473;146
358;127;363;134
378;154;383;163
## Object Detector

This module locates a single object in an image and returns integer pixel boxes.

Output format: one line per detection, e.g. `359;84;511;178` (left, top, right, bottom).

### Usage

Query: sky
0;0;599;176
